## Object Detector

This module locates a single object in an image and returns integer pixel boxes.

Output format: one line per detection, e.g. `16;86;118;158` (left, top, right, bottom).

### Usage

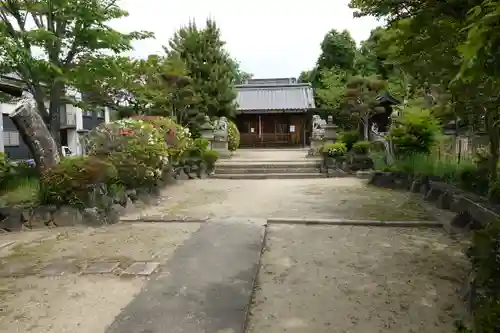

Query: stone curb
119;217;209;223
243;223;269;332
266;218;443;228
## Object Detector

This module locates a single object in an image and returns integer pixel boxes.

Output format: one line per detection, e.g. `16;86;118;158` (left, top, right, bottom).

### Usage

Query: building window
97;109;105;118
3;131;20;146
83;110;92;117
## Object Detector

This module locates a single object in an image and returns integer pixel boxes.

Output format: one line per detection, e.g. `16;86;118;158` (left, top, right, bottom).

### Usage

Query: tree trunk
10;99;61;172
363;115;369;140
485;109;499;183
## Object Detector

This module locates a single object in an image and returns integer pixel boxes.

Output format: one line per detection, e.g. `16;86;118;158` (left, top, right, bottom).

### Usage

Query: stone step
216;161;321;169
210;173;325;180
215;167;321;174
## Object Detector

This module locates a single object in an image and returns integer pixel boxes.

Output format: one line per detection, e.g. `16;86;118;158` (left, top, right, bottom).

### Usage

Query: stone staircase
211;159;324;179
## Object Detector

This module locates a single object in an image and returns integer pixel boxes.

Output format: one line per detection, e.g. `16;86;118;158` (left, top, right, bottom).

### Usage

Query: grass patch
0;178;39;207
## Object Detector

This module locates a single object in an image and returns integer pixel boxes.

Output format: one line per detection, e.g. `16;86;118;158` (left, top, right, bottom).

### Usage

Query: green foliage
0;153;10;187
352;141;371;155
384;154;467;182
339;131;361;151
0;0;152;142
131;115;193;163
186;138;209;158
202;150;220;169
86;118;169;189
315;68;348;109
40;156;118;207
164;19;238;121
317;29;357;71
457;163;490;196
458;1;500;78
322;142;348;157
488;180;500;204
468;221;500;333
389;107;441;157
228;120;240;151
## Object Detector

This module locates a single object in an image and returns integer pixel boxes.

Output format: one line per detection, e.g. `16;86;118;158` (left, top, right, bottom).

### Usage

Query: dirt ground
0;149;471;332
126;178;435;222
247;224;469;333
0;223;200;333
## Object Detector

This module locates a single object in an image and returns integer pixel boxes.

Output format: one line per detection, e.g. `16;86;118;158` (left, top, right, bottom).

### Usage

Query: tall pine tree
165;19;237;130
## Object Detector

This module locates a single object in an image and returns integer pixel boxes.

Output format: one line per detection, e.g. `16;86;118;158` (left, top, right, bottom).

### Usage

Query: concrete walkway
105;222;264;333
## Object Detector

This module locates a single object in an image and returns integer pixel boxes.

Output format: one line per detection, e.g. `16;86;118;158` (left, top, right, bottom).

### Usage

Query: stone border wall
0;173;193;233
369;171;500;231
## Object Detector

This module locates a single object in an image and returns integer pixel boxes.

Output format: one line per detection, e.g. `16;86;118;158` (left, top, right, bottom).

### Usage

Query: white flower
160;156;169;165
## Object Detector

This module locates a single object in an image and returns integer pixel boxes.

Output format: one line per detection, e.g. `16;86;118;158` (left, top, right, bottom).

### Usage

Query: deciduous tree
0;0;151;169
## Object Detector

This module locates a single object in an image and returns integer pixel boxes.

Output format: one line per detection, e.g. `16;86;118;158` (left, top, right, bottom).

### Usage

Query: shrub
457;163;490;196
0;153;10;188
86;118;169;189
339;131;360;151
40;156;118;207
387;153;475;184
322;142;347;157
130;115;192;162
389;107;441;157
228;120;240;151
202;150;219;169
488;180;500;204
467;222;500;333
182;138;209;161
352;141;371;155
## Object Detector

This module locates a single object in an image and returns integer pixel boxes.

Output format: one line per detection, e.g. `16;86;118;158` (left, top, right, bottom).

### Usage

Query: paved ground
0;149;470;333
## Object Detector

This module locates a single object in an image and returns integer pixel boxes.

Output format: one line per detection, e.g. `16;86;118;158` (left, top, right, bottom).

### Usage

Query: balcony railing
60;111;77;127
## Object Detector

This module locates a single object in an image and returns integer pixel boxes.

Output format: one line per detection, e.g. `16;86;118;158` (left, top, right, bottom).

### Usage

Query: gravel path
127;178;435;222
247;224;469;333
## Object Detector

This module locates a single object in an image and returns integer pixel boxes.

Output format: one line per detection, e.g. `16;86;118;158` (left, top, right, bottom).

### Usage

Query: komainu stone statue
312;114;326;139
308;115;327;156
213;116;228;140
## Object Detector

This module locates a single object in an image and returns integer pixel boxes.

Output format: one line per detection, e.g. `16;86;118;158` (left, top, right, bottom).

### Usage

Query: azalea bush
131;115;193;163
39;156;118;207
86;118;169;189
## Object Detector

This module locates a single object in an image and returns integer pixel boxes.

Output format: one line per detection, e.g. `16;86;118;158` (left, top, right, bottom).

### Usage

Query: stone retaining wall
369;171;500;231
0;173;190;233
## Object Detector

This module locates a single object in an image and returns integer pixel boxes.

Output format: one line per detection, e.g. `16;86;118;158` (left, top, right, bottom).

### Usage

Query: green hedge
228;120;240;151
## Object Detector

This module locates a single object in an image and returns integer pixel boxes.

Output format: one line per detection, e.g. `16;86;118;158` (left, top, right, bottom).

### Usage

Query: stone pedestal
308;134;324;156
211;116;230;158
211;138;230;158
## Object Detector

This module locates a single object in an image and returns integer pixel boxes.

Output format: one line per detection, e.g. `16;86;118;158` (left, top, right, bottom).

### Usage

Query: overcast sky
112;0;381;78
